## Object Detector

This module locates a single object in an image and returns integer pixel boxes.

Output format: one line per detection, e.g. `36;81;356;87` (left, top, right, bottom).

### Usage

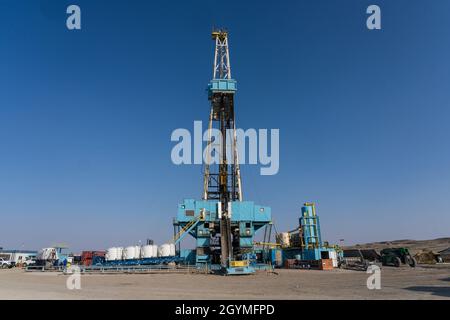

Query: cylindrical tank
124;246;136;260
300;203;321;248
152;245;158;257
276;232;290;247
158;244;171;257
169;244;175;256
135;246;141;259
142;245;154;258
106;247;118;261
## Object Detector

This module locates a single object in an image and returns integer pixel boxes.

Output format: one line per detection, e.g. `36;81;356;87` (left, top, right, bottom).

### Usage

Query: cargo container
319;259;333;270
81;251;106;266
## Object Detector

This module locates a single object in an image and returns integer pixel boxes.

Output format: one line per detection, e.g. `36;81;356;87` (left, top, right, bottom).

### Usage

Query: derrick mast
173;30;271;274
203;30;242;266
203;30;242;204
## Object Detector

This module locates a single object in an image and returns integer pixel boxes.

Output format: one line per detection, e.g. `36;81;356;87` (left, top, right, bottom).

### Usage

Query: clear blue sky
1;0;449;252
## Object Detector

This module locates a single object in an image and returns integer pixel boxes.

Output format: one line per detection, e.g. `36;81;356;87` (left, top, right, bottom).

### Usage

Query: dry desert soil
0;265;449;300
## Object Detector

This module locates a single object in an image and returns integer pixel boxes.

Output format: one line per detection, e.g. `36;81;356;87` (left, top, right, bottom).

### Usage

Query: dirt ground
0;265;449;300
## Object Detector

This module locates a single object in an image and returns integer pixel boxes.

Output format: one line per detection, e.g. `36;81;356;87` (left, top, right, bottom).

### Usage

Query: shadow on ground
405;286;450;298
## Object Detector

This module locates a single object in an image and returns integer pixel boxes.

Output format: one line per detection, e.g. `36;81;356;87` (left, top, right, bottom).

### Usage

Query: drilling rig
173;30;271;275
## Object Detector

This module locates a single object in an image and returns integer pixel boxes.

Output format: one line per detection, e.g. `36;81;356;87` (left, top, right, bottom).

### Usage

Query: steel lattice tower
203;30;242;204
173;30;272;273
202;30;243;266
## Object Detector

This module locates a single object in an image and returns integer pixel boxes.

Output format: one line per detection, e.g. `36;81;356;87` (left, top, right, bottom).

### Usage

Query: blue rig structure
174;200;272;274
172;30;273;275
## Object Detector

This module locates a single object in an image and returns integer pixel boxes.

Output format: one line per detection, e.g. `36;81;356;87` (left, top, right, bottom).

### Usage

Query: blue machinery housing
207;79;237;97
174;199;271;269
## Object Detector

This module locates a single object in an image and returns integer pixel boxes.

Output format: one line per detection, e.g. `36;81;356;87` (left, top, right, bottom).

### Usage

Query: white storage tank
142;245;154;258
158;244;171;257
169;244;176;256
106;247;118;261
124;246;136;260
135;246;141;259
152;245;158;257
112;247;119;260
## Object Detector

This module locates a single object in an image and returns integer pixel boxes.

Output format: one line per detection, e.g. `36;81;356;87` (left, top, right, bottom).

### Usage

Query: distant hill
344;237;450;254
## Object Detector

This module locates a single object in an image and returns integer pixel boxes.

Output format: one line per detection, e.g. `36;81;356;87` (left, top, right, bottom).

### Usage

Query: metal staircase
172;213;204;245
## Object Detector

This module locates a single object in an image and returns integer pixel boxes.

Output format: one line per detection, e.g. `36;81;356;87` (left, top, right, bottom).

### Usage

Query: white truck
0;258;13;269
23;256;36;267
